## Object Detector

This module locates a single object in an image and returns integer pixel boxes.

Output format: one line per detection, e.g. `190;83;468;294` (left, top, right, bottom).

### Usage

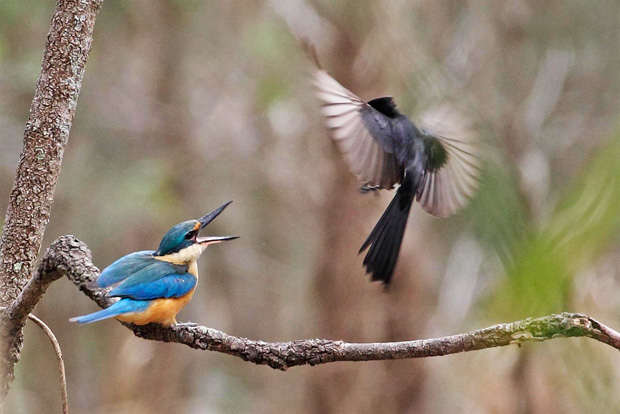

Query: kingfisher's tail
70;299;150;324
359;182;415;285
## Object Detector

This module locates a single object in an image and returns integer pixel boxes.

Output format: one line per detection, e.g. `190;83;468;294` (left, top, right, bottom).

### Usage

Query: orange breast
116;289;195;327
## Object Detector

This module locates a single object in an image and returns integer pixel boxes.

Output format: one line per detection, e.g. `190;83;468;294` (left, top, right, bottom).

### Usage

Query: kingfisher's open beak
197;235;239;245
199;200;233;229
197;201;239;245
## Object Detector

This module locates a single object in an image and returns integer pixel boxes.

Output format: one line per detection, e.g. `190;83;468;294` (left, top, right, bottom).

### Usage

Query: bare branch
0;0;103;401
51;235;620;370
21;313;68;414
0;306;69;414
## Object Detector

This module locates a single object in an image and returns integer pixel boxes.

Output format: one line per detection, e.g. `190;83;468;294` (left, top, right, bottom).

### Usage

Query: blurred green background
2;0;620;413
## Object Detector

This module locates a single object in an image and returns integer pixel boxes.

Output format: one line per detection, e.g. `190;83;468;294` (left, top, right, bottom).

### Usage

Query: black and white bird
310;48;480;285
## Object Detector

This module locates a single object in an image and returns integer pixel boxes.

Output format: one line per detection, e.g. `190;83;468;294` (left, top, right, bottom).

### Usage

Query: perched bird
309;47;480;285
70;201;238;326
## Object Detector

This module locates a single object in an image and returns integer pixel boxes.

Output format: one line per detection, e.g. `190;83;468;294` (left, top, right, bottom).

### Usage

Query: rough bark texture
0;0;103;402
52;235;620;368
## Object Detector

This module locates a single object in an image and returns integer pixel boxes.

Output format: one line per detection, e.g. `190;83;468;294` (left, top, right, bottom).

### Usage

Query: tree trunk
308;35;431;413
0;0;103;404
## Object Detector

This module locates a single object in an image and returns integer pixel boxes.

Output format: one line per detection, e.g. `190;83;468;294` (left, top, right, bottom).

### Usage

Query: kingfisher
70;201;238;326
308;45;480;285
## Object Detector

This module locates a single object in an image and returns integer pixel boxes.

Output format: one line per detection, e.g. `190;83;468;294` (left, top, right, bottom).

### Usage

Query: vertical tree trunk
308;36;430;414
0;0;103;403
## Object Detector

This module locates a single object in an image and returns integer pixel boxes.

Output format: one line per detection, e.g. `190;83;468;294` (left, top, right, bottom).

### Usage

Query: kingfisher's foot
175;321;198;328
359;184;381;195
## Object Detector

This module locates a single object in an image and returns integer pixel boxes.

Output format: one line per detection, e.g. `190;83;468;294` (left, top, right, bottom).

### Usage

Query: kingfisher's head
155;201;238;258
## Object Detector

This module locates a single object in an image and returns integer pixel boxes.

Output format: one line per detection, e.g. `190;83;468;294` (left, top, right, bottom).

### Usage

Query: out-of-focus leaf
492;126;620;319
469;161;530;266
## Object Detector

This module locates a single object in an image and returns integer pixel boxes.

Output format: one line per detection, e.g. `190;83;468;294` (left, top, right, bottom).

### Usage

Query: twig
23;314;68;414
0;308;68;414
46;235;620;369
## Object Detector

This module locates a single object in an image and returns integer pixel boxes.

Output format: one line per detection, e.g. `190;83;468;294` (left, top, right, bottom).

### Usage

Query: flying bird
71;201;238;326
309;47;480;285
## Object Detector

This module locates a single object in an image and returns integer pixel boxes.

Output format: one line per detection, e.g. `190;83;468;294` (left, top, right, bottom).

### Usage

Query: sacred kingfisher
70;201;238;326
309;46;480;285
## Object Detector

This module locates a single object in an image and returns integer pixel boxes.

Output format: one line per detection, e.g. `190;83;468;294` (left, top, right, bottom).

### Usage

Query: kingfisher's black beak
197;235;240;245
199;200;233;229
197;201;239;245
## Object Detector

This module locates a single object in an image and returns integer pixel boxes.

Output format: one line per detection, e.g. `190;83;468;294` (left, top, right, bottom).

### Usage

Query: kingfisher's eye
185;231;197;240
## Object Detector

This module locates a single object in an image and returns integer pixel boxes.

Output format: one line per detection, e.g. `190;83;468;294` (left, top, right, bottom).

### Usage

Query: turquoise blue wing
108;270;197;300
97;251;156;288
97;251;187;288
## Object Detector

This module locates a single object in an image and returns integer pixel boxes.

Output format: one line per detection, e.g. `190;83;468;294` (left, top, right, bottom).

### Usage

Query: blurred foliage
491;128;620;320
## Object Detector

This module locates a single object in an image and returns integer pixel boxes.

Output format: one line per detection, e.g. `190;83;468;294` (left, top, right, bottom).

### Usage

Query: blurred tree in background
1;0;620;413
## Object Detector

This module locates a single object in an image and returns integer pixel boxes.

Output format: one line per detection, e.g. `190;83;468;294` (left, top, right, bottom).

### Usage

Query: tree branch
16;312;68;414
0;0;103;401
50;235;620;369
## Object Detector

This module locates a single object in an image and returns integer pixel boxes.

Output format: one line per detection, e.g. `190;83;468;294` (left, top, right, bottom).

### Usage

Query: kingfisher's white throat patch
156;243;208;265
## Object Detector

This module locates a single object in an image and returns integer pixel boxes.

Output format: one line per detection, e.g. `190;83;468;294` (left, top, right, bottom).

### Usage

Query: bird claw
175;321;198;328
359;184;381;195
